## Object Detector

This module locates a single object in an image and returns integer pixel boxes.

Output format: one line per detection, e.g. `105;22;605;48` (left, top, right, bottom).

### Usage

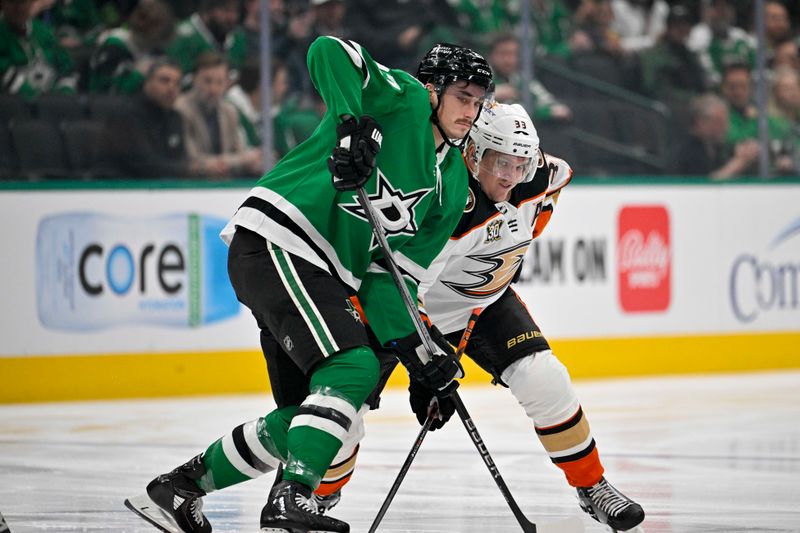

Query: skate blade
261;528;343;533
535;515;585;533
261;529;337;533
124;494;182;533
606;525;646;533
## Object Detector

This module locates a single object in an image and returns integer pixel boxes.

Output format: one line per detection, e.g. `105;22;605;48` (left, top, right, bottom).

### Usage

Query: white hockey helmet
468;102;540;183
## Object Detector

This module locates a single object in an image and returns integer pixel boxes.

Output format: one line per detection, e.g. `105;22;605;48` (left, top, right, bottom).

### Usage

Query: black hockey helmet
416;43;493;94
417;43;494;150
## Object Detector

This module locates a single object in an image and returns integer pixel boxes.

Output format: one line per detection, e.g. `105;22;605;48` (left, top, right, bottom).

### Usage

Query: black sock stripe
551;438;596;464
240;197;344;286
296;404;352;431
232;424;271;473
535;406;584;436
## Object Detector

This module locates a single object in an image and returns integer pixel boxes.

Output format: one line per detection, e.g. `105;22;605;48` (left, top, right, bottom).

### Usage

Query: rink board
1;180;799;402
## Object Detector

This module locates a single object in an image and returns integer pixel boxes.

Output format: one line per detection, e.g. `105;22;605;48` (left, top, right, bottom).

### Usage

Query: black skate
0;509;10;533
124;454;211;533
260;480;349;533
577;476;645;532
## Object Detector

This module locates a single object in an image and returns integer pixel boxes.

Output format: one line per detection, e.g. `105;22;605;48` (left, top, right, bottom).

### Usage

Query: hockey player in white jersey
314;102;646;532
415;101;646;532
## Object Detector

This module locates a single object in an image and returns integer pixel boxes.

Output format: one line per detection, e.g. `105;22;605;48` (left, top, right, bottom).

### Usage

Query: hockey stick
368;308;482;533
355;189;583;533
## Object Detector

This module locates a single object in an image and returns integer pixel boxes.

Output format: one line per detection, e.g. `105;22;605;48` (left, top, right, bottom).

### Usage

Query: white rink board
513;184;800;338
1;184;798;357
0;188;259;356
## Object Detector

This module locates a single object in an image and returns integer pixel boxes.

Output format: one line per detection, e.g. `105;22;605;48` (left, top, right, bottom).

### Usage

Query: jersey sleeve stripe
328;36;370;89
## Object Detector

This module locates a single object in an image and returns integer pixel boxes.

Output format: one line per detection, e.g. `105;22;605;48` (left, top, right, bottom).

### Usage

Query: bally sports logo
617;206;671;312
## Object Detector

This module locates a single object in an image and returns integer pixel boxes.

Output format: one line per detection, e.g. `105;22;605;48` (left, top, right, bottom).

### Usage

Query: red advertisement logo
617;206;671;312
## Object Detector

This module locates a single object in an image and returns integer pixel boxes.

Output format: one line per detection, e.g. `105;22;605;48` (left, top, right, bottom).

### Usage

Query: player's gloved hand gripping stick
368;308;481;533
354;186;585;533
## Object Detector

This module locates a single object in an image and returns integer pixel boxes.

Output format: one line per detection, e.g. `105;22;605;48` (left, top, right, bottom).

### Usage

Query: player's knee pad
310;345;380;408
501;349;580;427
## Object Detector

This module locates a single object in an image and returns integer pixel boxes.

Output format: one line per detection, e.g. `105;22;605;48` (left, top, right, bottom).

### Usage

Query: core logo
617;206;671;312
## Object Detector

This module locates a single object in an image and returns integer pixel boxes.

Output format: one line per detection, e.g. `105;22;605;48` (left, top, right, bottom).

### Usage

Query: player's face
194;65;229;107
432;81;487;140
477;149;533;202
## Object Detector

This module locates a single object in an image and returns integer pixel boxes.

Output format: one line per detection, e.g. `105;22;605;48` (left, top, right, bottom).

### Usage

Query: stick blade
124;494;181;533
534;514;586;533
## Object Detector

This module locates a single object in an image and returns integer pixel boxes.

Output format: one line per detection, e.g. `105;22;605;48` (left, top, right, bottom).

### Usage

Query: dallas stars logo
339;170;432;249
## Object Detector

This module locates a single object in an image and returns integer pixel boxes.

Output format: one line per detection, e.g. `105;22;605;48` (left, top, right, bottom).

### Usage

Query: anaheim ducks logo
442;240;531;299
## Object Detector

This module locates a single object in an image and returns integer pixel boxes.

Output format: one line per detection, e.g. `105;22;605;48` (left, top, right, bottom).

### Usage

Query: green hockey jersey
221;36;469;344
89;27;150;94
0;18;76;99
167;13;246;78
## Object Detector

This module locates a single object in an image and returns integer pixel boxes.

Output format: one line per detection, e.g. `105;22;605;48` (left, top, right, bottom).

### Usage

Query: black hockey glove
328;114;383;191
408;378;456;431
389;325;464;396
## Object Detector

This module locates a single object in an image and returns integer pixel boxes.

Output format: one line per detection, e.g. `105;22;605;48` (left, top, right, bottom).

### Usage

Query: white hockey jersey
419;152;572;334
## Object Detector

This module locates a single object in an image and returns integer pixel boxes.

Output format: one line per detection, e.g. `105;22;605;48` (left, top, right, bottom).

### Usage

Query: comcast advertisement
36;212;239;331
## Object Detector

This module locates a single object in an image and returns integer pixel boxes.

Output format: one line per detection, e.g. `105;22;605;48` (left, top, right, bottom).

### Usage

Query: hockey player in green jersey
125;37;492;533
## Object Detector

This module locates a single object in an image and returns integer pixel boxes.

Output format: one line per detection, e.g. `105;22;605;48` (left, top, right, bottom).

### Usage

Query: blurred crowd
1;0;799;179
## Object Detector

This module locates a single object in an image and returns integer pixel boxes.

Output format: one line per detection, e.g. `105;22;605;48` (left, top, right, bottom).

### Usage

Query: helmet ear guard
469;102;540;183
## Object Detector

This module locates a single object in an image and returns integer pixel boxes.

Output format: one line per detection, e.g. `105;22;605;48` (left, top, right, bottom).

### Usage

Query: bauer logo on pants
617;206;671;312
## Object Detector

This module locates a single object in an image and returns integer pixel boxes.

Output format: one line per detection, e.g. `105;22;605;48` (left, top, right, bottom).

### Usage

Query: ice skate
125;454;211;533
576;477;644;532
312;490;341;514
260;480;349;533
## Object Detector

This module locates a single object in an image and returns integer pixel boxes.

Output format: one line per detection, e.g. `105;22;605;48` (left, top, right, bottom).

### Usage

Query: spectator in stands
768;66;800;173
640;4;707;126
611;0;669;52
167;0;246;84
764;1;792;58
176;52;262;178
243;0;314;100
35;0;104;48
672;93;759;179
226;58;264;149
572;0;626;58
310;0;347;39
348;0;463;71
98;59;198;178
532;0;576;60
89;0;175;94
487;32;572;122
720;62;788;146
454;0;519;36
688;0;755;87
0;0;77;98
772;39;800;72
